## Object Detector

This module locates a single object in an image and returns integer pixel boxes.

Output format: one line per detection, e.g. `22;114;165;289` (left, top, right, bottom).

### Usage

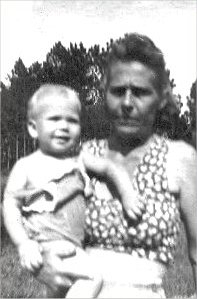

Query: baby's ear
27;119;38;139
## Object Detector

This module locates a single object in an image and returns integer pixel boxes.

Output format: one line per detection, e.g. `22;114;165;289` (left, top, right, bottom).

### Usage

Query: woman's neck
108;133;155;156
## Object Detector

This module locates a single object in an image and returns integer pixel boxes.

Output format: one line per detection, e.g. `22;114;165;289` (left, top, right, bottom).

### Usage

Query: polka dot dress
83;136;181;265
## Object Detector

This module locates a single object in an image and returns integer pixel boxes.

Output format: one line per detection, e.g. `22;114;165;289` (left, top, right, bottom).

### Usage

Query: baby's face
34;93;81;158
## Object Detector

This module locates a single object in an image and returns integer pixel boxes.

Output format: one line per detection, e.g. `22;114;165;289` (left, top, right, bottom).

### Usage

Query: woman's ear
159;96;167;110
158;86;170;111
27;119;38;139
159;85;179;114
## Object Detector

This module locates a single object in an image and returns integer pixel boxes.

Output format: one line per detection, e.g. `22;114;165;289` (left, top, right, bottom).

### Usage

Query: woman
15;33;197;298
81;33;196;298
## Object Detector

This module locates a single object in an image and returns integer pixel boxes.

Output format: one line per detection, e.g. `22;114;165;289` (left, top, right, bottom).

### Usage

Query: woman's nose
122;89;134;113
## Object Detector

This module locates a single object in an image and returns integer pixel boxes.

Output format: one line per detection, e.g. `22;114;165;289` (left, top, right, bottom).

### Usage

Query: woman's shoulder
165;139;196;190
166;138;196;163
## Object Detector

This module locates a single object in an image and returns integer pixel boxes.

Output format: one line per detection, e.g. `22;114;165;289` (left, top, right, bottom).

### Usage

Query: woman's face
105;61;165;140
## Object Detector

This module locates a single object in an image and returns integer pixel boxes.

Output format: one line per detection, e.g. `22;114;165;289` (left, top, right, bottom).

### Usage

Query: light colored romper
22;168;87;247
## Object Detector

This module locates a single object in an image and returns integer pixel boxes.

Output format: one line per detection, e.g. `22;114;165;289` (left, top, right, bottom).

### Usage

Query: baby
3;84;143;298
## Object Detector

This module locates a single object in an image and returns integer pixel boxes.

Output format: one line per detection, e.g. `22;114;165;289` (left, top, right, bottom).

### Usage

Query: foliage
187;80;196;129
164;71;196;146
1;41;109;141
180;80;196;147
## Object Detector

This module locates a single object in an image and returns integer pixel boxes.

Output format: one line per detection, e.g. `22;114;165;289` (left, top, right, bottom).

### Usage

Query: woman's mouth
116;119;140;126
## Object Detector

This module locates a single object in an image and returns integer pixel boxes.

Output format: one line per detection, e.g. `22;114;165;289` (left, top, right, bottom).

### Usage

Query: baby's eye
67;117;79;124
48;116;60;121
109;87;126;97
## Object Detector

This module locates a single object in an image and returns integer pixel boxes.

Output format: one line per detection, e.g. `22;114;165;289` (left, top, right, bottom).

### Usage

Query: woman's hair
104;33;168;95
27;84;81;120
103;33;179;135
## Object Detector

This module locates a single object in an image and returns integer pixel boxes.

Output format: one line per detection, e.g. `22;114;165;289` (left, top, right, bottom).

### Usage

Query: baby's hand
18;239;43;272
122;191;145;221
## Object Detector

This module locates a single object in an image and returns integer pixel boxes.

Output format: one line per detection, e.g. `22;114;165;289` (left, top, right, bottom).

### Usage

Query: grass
0;171;195;298
0;170;45;298
1;231;45;298
163;223;195;298
1;222;195;298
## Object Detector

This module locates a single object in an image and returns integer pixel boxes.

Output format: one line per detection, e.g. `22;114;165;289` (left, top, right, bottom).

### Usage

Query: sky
1;0;196;104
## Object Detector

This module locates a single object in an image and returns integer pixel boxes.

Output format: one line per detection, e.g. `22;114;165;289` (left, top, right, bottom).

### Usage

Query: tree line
1;37;196;154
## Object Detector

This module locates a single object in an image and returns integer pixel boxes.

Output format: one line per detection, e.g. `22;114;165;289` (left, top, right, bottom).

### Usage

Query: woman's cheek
141;105;158;126
106;96;120;116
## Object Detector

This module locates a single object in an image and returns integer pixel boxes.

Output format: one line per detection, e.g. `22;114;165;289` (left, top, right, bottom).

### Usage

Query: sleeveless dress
83;135;181;298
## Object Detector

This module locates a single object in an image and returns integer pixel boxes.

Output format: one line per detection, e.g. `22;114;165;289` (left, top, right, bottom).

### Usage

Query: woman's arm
175;143;197;288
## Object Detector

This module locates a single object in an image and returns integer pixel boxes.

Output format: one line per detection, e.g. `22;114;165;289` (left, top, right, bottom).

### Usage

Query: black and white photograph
1;1;196;298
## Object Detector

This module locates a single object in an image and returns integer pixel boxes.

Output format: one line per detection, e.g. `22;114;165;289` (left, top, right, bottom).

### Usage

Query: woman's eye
132;87;150;97
110;87;126;97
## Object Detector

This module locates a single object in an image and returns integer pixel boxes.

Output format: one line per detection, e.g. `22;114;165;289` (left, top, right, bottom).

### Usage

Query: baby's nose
58;120;69;130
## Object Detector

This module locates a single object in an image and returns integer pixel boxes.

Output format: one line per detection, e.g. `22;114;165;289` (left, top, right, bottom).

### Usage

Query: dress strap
133;135;168;194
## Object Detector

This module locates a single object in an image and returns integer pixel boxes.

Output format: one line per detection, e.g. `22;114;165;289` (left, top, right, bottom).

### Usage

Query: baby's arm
3;162;43;272
82;154;144;220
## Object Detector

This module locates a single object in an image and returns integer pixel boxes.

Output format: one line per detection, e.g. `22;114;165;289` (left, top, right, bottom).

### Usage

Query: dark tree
186;80;196;147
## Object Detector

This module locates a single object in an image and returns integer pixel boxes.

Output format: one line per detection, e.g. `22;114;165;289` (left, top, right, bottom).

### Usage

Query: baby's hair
27;84;81;120
103;33;168;95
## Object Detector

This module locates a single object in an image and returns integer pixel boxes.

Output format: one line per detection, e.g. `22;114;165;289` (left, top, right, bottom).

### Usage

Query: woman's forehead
107;61;157;87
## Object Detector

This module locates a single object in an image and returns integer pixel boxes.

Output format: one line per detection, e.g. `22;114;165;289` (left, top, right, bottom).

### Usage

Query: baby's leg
36;240;102;298
66;277;102;299
44;286;67;298
65;247;102;298
36;240;76;298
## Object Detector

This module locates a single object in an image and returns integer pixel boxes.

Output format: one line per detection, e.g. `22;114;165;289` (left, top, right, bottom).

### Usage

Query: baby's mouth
54;135;70;142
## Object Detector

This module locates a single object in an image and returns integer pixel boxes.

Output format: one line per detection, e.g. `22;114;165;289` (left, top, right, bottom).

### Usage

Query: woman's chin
114;124;152;141
115;125;141;139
